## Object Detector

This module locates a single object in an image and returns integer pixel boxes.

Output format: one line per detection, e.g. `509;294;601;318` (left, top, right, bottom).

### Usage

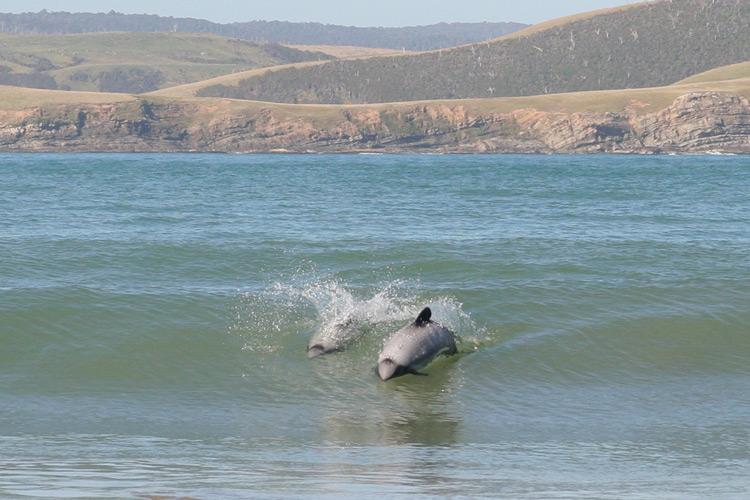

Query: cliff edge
1;91;749;154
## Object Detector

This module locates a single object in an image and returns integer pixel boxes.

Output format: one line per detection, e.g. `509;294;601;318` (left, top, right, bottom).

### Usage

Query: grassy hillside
675;62;750;85
0;84;134;110
0;32;330;93
147;61;331;99
196;0;750;104
3;69;749;120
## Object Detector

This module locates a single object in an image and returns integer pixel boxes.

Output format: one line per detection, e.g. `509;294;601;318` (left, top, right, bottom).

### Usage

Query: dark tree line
0;66;58;89
0;65;164;93
94;68;164;93
0;10;528;51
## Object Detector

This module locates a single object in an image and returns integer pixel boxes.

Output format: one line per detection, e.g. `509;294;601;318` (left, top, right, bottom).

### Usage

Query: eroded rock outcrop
1;92;749;154
630;92;750;153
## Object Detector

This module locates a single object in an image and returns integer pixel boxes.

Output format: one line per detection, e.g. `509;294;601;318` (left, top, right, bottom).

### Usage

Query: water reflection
307;359;465;497
318;356;464;447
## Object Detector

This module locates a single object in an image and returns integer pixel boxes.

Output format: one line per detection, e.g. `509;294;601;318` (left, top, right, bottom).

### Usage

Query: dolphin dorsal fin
415;307;432;326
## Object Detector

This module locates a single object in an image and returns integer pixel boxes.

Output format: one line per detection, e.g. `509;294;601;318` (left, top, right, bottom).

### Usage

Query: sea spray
231;274;488;361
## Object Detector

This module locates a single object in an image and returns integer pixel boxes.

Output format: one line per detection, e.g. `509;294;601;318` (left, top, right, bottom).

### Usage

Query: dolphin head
376;358;418;381
307;344;328;358
376;358;400;381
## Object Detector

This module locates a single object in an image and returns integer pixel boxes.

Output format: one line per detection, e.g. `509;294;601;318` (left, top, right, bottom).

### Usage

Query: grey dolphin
376;307;457;381
307;317;365;358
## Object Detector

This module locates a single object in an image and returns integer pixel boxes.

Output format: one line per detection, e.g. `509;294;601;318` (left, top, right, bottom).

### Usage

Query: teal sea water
1;153;749;499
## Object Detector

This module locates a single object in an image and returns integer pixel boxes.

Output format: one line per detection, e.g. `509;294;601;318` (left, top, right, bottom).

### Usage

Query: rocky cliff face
1;92;749;154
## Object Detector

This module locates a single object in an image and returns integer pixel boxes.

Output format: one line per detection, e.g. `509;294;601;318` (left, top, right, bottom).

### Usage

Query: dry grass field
284;45;409;58
0;85;134;110
3;68;749;122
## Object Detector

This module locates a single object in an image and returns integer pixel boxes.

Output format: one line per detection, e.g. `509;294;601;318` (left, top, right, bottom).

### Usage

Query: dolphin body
307;317;365;358
376;307;457;381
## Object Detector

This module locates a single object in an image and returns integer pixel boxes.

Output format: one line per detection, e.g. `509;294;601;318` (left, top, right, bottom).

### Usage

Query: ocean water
1;153;749;499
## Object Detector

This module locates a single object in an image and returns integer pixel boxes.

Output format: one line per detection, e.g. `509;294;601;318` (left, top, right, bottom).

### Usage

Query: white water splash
233;274;486;354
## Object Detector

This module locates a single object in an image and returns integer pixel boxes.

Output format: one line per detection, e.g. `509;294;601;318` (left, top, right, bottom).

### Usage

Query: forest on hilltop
198;0;750;104
0;11;528;51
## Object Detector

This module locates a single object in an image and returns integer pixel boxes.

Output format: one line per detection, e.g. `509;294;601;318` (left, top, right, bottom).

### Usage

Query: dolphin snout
307;344;327;359
376;358;398;381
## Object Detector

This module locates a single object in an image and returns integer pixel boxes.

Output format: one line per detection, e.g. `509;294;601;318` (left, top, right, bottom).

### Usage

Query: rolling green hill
0;32;330;93
196;0;750;104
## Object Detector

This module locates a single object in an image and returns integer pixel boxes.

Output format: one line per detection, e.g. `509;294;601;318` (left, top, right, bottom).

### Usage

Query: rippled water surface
1;153;749;499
